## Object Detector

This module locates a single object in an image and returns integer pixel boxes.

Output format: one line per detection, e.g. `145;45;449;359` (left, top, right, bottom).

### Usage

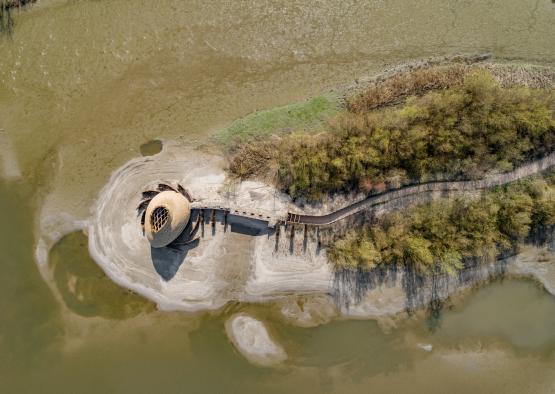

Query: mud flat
0;131;21;180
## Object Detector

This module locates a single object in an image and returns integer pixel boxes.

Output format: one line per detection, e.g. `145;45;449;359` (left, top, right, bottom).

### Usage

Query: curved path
286;151;555;226
180;152;555;228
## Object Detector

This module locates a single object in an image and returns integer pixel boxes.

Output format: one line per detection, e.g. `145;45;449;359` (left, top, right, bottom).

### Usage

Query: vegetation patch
217;93;339;147
329;174;555;274
229;70;555;201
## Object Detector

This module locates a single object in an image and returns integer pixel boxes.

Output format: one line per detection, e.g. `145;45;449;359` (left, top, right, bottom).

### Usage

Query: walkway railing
192;152;555;228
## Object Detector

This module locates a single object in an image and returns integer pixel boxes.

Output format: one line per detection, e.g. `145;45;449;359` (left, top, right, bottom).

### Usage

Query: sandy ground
507;245;555;295
85;142;335;312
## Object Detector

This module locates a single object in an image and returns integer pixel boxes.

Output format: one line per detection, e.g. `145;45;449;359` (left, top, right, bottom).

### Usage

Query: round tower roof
144;191;191;248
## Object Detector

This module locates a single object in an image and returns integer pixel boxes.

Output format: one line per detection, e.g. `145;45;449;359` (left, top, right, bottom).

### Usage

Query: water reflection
433;279;555;354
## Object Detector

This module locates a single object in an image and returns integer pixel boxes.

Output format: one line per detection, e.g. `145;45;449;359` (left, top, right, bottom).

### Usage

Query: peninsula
82;57;555;322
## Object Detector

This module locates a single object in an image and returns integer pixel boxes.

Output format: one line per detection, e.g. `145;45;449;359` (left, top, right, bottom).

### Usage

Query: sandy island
87;142;333;312
225;314;287;366
34;57;555;325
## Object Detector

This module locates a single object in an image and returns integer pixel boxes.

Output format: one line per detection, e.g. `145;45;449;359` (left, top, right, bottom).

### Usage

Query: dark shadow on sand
150;210;202;281
150;238;199;281
149;210;270;281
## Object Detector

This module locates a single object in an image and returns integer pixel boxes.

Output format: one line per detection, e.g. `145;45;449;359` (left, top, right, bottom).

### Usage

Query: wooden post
275;221;280;252
200;209;204;237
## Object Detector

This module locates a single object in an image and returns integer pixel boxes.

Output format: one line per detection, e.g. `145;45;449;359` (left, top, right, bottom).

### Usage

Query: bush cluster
329;176;555;274
229;70;555;201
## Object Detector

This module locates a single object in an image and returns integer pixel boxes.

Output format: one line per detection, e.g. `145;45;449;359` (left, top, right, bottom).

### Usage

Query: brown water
1;0;555;392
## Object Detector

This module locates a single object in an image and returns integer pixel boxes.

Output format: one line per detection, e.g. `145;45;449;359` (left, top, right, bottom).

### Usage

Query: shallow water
1;0;555;392
139;139;163;157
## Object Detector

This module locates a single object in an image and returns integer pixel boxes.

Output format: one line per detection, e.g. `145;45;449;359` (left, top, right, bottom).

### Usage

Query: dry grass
347;64;471;113
227;139;280;181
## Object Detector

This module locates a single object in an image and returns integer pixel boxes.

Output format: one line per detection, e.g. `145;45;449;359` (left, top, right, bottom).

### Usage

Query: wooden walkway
197;152;555;228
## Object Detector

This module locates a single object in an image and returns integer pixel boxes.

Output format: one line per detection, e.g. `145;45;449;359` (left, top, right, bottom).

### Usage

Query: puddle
139;139;163;156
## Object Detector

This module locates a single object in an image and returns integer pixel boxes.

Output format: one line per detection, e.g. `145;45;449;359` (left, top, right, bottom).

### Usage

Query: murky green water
139;140;163;157
1;0;555;392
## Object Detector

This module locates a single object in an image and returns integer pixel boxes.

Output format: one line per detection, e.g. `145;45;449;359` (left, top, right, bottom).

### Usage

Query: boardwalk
199;152;555;228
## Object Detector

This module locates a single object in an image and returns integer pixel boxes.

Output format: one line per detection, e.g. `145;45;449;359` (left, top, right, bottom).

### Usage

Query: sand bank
225;314;287;367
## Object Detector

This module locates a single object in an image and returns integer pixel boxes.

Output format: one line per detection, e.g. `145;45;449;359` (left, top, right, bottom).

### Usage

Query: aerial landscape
1;1;555;393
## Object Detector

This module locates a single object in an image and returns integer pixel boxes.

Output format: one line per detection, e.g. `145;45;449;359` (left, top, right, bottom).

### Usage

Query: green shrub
329;173;555;274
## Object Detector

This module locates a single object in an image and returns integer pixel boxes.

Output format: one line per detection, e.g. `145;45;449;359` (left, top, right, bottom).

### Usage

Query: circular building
144;191;191;248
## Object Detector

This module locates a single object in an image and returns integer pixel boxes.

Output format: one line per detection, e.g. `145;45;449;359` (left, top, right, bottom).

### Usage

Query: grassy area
329;174;555;274
229;70;555;201
217;93;339;147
